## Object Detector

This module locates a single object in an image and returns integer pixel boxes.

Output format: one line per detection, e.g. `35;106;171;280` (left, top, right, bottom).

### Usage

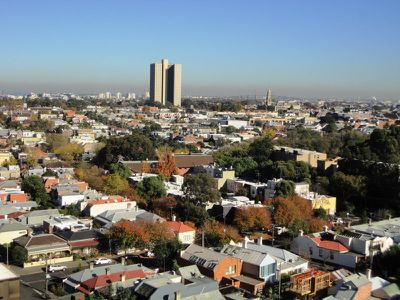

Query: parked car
94;258;112;265
48;264;67;272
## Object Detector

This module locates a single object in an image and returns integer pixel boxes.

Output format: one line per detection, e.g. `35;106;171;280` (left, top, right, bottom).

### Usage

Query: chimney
242;236;249;249
323;225;328;232
366;268;372;280
120;273;126;282
121;257;126;266
257;237;263;246
175;291;181;300
4;214;7;220
90;262;94;270
299;230;304;237
172;215;176;222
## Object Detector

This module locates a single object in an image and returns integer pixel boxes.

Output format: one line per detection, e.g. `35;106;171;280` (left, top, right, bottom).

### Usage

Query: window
226;265;236;275
330;251;334;260
319;249;323;257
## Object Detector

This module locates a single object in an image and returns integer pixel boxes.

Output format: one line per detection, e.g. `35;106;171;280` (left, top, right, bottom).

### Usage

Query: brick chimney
120;273;126;282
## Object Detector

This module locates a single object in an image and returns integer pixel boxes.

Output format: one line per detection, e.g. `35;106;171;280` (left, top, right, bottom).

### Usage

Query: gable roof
166;221;195;234
311;237;348;252
15;233;68;248
182;244;234;270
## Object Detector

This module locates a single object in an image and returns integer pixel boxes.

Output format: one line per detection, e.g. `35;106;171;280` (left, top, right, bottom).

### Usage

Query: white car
94;258;112;265
48;264;67;272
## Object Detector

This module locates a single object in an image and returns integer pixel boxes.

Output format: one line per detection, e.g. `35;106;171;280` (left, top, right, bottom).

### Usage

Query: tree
329;172;367;212
313;208;327;220
104;174;129;195
156;146;176;177
94;133;156;168
54;143;83;162
202;220;241;247
234;206;271;232
373;245;400;281
175;199;208;227
183;173;220;205
153;238;182;270
248;136;274;164
109;163;131;178
46;133;69;151
110;220;174;252
10;244;27;266
151;196;177;218
274;180;295;197
136;176;166;201
21;175;51;208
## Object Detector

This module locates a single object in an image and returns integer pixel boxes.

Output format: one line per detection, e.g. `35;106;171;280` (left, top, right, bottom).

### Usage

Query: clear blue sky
1;0;399;99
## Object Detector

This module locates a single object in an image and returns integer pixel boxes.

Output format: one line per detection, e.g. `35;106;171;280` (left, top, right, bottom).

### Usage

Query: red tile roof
81;269;149;291
69;240;99;248
311;237;348;252
166;221;195;234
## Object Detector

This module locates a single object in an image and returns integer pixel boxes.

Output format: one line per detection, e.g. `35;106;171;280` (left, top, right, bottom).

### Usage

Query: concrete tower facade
266;88;272;107
150;58;182;106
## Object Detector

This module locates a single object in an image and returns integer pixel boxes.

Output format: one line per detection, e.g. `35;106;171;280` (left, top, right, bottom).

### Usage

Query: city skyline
1;0;400;99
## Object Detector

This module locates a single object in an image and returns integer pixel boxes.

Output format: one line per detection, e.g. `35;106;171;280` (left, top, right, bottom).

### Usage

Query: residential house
43;215;92;233
80;197;136;217
291;231;361;269
55;228;103;256
94;208;164;229
350;217;400;243
14;233;71;267
0;220;28;244
16;208;61;226
180;244;242;283
166;220;196;245
0;263;20;300
63;263;153;295
237;238;309;277
134;268;224;300
272;146;327;168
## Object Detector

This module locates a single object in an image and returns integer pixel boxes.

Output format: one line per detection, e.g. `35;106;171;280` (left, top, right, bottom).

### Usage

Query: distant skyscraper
116;92;122;100
150;59;182;106
266;88;272;107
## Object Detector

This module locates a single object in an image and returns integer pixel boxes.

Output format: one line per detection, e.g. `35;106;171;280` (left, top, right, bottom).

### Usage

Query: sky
1;0;400;99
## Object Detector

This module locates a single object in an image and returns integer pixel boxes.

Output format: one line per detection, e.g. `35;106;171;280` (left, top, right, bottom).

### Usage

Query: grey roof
135;272;223;300
221;244;271;265
0;206;18;215
0;221;27;233
23;208;60;217
54;229;103;242
95;208;164;228
372;283;400;298
181;244;230;270
350;217;400;241
177;265;202;279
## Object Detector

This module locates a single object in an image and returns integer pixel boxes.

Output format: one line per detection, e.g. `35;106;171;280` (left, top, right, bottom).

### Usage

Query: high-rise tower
266;88;272;107
150;59;182;106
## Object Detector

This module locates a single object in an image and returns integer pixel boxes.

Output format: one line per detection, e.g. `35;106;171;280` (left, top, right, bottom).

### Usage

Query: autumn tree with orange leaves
267;195;328;235
234;206;272;232
109;220;174;253
202;220;241;247
156;146;176;177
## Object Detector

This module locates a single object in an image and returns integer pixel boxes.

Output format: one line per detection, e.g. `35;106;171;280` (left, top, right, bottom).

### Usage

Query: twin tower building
150;59;182;107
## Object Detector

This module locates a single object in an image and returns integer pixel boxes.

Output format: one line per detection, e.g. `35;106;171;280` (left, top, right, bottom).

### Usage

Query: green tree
176;199;208;227
248;136;274;164
10;244;27;266
183;173;220;205
153;238;182;270
136;176;166;201
21;175;51;208
109;163;132;178
275;180;295;197
104;174;129;195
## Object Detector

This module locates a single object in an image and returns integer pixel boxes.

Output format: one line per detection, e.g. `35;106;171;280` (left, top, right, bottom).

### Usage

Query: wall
0;278;20;300
23;255;73;268
0;230;28;244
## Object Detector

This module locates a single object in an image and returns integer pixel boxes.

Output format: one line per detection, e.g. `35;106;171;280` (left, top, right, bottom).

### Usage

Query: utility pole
45;256;49;298
278;261;282;299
